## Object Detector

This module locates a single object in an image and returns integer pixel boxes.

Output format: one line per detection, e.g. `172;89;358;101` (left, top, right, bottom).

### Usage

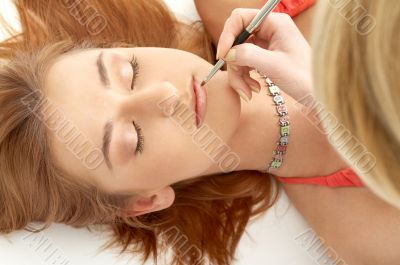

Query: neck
203;75;275;175
201;72;349;178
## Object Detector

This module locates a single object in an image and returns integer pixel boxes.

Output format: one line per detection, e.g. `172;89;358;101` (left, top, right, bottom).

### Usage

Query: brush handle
233;30;252;46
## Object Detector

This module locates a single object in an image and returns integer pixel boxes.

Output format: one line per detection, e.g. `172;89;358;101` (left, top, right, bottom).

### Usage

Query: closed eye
133;121;144;155
129;54;143;155
130;54;140;90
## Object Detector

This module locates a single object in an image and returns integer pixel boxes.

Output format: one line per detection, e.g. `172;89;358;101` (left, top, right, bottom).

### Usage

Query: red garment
277;168;365;187
270;0;317;17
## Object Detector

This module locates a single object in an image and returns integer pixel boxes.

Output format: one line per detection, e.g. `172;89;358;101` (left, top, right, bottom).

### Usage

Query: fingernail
250;85;261;93
235;88;250;102
216;50;220;60
228;64;239;71
224;49;236;62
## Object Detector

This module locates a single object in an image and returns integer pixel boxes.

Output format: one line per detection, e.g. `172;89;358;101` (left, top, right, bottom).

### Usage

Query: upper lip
192;77;198;117
191;75;206;128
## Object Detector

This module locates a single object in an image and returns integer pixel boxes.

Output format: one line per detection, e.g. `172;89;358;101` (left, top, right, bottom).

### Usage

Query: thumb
223;43;282;77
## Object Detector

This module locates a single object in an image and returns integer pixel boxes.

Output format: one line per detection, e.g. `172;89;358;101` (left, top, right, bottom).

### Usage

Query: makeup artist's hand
217;9;312;102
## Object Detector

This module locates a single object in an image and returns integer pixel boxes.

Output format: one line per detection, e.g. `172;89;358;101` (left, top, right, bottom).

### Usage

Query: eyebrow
97;52;113;170
102;120;114;170
97;51;110;87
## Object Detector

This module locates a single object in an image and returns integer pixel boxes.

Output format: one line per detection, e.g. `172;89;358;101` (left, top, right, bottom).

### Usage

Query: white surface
0;191;319;265
0;0;19;41
0;1;320;264
163;0;201;23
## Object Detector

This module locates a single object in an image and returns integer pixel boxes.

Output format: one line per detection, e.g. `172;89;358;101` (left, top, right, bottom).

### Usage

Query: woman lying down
0;0;382;265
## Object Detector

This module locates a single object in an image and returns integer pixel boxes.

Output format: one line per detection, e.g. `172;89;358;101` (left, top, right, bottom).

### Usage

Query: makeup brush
200;0;281;87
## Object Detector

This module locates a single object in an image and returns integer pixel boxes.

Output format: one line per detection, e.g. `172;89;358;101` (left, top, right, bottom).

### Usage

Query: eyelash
129;55;140;90
133;121;144;155
130;54;143;155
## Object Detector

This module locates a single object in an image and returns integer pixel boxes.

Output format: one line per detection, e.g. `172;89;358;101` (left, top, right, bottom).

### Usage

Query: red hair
0;1;277;264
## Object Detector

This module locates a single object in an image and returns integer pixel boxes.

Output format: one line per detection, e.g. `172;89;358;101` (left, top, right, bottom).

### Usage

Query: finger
223;43;283;77
217;8;259;59
217;9;294;59
243;73;261;93
227;64;253;102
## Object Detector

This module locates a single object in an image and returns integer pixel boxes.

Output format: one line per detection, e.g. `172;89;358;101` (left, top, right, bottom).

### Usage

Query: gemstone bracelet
259;75;290;173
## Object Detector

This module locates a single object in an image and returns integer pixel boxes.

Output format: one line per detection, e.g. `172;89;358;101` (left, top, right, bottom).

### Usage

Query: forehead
47;48;98;79
44;48;100;97
43;48;109;182
44;49;105;132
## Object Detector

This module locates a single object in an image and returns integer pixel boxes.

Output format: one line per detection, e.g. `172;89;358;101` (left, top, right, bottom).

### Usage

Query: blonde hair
313;0;400;206
0;1;276;265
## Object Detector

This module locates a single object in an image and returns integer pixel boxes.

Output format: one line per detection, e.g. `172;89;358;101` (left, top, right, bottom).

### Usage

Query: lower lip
193;76;207;128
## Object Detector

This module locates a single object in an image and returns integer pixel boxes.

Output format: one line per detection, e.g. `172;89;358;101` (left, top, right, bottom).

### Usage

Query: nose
115;81;181;120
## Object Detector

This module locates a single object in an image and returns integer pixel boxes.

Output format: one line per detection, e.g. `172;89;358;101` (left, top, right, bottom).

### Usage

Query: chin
203;75;241;144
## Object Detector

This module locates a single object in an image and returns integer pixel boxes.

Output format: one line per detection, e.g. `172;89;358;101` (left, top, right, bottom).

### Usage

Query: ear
126;186;175;217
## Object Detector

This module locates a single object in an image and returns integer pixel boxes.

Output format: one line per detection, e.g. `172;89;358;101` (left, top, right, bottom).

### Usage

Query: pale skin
193;1;400;265
44;46;345;216
194;0;317;44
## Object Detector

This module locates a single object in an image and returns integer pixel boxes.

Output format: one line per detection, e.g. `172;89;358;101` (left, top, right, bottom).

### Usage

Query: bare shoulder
194;0;316;45
194;0;265;45
283;183;400;265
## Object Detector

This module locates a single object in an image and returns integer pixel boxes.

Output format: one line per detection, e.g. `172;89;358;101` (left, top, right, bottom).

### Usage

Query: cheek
152;126;213;175
130;125;212;188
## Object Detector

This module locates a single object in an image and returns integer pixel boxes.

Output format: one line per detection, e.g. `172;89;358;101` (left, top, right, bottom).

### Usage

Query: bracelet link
260;75;291;173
